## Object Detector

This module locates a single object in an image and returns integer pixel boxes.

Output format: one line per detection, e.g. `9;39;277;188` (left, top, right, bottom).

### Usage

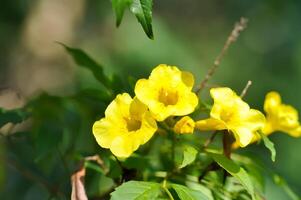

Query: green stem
162;180;175;200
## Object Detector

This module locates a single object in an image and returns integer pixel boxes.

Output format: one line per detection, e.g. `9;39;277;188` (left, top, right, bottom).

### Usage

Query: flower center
220;109;235;123
158;88;179;106
125;117;142;132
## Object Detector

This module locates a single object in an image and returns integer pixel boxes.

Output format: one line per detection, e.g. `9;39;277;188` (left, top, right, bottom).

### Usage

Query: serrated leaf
171;184;209;200
207;152;256;200
0;108;28;127
259;131;276;162
111;0;131;26
110;181;161;200
179;146;198;169
59;43;112;91
130;0;154;39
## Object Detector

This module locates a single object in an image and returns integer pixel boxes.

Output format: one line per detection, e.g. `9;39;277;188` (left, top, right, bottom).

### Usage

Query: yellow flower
195;87;266;147
174;116;195;134
92;93;157;158
263;91;301;137
134;64;198;121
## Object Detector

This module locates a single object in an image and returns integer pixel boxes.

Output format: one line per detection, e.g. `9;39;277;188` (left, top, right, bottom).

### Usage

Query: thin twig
198;162;220;181
203;131;218;149
240;80;252;98
84;154;108;173
195;17;248;94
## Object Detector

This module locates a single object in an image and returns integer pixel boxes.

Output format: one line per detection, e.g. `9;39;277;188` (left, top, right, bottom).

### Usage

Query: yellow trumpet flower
174;116;195;134
92;93;157;158
263;91;301;137
196;87;266;147
134;64;198;121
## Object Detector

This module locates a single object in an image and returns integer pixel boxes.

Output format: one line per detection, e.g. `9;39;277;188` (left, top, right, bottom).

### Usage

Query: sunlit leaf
171;184;209;200
179;146;198;169
129;0;154;39
258;131;276;162
110;181;161;200
59;43;112;91
111;0;132;26
207;152;256;200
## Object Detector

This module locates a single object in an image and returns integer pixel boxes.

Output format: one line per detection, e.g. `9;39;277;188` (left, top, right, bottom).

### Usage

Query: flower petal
288;126;301;137
110;135;137;158
172;91;198;116
210;87;236;103
195;118;226;131
264;91;281;113
241;109;266;130
92;119;116;148
181;71;194;89
105;93;131;120
174;116;195;134
130;97;148;120
231;127;255;147
135;112;157;144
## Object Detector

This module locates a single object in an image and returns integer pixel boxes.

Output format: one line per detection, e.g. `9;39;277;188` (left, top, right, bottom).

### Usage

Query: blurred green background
0;0;301;199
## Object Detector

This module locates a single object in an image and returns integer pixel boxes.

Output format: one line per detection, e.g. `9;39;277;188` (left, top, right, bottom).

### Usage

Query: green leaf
0;108;28;127
129;0;154;39
273;174;300;200
207;152;256;200
185;180;214;200
179;146;198;169
111;0;131;26
171;184;209;200
59;43;112;91
258;131;276;162
110;181;161;200
85;161;105;174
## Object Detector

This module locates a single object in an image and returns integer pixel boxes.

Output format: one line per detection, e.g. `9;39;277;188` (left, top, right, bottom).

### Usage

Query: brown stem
195;17;248;94
203;131;218;149
222;131;232;159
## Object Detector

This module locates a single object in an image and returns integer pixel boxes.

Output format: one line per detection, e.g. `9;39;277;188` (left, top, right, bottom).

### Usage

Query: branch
203;131;218;149
240;80;252;98
195;17;248;94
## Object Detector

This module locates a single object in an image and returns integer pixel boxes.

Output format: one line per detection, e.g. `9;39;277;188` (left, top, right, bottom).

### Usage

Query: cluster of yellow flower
92;64;301;158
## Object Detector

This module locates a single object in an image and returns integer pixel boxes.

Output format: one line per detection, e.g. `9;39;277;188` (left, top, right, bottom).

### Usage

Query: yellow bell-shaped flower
174;116;195;134
134;64;198;121
263;91;301;137
92;93;157;158
195;87;266;147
